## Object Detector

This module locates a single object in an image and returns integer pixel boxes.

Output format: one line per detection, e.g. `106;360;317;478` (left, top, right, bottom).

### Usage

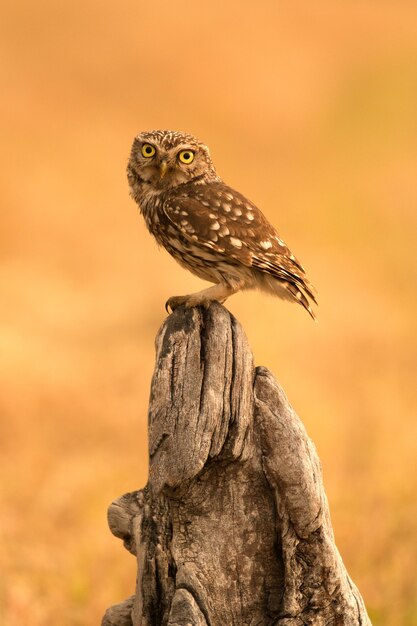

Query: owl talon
165;296;187;313
165;294;216;312
189;297;212;309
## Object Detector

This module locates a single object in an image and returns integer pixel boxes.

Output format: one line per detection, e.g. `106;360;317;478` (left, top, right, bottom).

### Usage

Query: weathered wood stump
102;303;371;626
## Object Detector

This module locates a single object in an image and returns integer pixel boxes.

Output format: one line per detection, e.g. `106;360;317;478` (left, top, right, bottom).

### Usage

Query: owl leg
166;282;241;312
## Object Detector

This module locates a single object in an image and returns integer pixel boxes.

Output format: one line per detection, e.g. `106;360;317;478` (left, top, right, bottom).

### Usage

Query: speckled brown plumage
127;129;317;318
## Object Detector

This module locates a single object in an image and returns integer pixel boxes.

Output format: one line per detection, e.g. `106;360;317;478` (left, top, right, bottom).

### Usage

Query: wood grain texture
102;303;371;626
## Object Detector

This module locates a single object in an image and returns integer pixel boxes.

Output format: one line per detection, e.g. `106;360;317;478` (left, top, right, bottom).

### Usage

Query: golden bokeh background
1;2;417;624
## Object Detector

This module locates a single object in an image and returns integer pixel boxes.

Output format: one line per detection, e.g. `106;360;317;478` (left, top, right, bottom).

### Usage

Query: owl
127;130;317;319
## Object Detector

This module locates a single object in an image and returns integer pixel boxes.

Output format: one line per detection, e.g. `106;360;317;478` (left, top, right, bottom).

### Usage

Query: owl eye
141;143;156;158
178;150;195;164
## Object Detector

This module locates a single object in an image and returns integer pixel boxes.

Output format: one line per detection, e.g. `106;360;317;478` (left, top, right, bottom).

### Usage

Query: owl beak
159;160;168;179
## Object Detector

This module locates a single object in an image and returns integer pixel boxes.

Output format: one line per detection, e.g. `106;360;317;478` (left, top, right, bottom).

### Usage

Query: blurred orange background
1;2;417;624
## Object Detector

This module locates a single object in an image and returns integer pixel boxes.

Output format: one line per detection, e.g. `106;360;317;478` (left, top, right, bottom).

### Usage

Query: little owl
127;130;317;319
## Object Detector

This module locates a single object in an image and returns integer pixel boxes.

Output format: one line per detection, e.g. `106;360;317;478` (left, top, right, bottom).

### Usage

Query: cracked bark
102;303;371;626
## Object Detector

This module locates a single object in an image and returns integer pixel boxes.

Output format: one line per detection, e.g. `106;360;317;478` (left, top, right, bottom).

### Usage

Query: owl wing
163;189;252;263
163;183;317;311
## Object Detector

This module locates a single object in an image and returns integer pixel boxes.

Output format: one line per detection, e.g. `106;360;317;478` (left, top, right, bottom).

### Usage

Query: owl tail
284;281;317;321
257;272;317;321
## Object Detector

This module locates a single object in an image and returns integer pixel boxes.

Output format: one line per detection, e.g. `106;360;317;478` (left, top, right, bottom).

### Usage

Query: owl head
127;130;219;194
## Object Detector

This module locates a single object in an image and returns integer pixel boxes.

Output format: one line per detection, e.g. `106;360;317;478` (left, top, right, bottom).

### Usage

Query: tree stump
102;303;371;626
